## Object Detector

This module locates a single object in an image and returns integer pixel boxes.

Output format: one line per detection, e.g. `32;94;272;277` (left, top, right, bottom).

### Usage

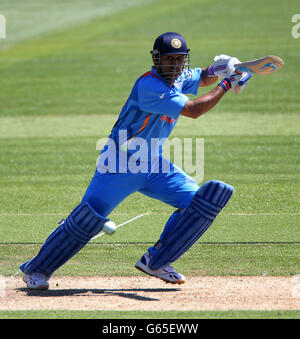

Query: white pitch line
91;213;149;241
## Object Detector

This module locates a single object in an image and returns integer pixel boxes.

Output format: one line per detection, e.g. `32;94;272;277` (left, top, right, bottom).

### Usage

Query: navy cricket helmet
151;32;190;56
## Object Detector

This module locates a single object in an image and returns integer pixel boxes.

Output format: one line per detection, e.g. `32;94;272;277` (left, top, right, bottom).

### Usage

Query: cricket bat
234;55;285;75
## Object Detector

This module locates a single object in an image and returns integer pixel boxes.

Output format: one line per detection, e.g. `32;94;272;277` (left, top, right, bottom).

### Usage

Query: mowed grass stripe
0;0;299;117
1;243;299;276
1;214;299;244
2;242;300;245
1;212;300;215
0;0;159;50
1;136;299;215
1;112;300;138
0;310;299;319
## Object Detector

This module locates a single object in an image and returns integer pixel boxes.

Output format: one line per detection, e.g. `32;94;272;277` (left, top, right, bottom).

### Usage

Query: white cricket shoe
135;252;186;284
23;273;49;290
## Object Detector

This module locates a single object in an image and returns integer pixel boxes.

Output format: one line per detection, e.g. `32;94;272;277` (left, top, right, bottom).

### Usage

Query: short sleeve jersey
108;66;202;158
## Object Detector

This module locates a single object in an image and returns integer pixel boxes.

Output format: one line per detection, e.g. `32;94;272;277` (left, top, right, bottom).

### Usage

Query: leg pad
20;202;108;277
149;180;234;270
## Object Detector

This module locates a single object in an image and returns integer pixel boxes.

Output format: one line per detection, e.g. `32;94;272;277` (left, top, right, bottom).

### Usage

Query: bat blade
234;55;285;74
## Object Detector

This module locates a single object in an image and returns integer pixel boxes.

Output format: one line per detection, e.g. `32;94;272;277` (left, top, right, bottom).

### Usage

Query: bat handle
238;73;252;86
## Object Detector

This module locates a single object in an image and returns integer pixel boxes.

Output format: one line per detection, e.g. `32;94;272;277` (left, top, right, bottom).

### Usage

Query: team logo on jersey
171;38;182;49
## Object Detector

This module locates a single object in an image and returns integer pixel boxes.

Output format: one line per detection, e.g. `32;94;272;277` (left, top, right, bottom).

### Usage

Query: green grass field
0;0;300;320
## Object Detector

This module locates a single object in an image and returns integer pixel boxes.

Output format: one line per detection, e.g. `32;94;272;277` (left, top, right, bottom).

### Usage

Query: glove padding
219;72;252;94
208;54;241;78
228;72;252;93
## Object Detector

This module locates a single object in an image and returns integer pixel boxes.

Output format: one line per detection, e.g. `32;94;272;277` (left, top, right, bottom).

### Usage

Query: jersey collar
151;66;174;89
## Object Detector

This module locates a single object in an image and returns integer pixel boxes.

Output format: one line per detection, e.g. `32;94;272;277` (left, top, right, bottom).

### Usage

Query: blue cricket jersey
98;66;202;172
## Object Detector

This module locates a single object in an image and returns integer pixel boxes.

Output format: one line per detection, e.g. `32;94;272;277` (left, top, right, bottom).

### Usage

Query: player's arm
199;67;218;87
180;85;225;119
181;72;252;119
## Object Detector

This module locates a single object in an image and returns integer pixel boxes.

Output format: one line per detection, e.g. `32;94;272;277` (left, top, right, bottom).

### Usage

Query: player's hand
218;72;252;94
208;54;241;78
229;72;252;93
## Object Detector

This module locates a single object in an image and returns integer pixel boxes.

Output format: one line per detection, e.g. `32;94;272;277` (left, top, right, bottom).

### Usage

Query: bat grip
238;73;252;86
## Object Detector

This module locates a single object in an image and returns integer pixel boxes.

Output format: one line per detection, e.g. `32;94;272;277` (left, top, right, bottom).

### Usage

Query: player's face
156;54;185;84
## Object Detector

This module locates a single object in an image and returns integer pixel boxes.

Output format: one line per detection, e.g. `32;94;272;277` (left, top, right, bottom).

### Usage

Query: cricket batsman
20;32;251;289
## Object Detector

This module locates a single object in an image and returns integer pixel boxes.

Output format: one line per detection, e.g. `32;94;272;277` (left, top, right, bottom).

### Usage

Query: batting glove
208;54;241;78
218;72;252;94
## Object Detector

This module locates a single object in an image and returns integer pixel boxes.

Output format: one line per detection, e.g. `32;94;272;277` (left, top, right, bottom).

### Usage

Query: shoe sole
135;264;185;285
